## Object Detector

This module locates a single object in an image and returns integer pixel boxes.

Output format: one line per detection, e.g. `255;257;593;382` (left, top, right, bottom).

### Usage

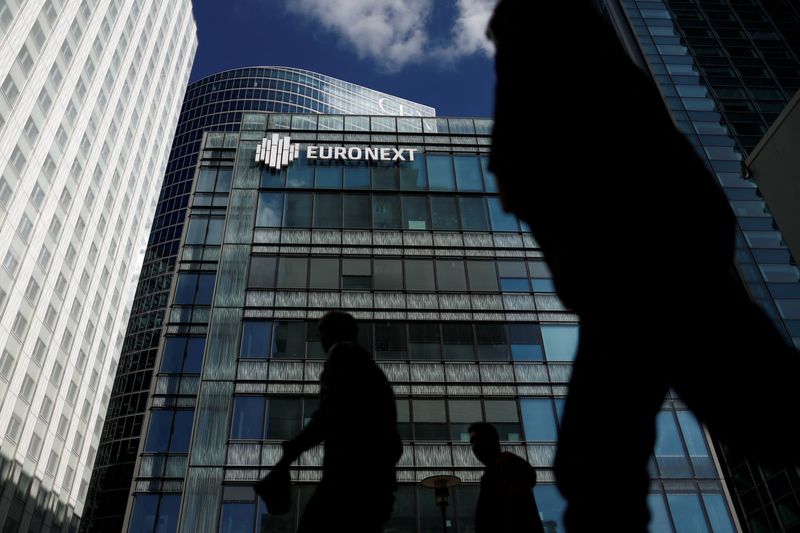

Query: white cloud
283;0;497;72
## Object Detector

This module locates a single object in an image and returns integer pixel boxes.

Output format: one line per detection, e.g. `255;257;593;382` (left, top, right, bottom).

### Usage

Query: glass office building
602;2;800;530
0;0;196;531
82;68;435;532
124;112;739;532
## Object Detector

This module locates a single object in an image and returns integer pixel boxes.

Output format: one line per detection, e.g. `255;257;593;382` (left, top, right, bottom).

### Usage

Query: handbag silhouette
254;464;292;515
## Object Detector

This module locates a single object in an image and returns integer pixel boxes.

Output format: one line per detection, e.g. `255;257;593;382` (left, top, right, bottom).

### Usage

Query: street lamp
420;475;461;533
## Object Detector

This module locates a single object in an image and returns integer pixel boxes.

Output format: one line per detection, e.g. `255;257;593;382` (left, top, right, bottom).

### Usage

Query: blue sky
189;0;497;117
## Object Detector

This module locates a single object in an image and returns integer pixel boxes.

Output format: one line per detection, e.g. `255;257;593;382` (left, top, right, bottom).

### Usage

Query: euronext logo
255;134;301;170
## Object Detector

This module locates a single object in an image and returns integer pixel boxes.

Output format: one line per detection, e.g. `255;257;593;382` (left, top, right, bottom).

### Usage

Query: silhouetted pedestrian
470;422;544;533
256;311;402;532
487;1;800;531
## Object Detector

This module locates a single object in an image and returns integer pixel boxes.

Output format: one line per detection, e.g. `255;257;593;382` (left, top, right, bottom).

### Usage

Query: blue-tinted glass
481;157;498;193
174;274;197;305
184;338;205;373
145;411;174;452
532;279;556;292
454;156;483;191
241;321;271;358
256;193;283;227
286;150;313;187
667;493;710;533
430;197;460;230
534;485;566;533
554;399;565;425
161;337;187;373
197;169;217;192
261;168;285;188
373;195;401;229
195;274;216;305
231;397;265;439
400;156;427;190
458;197;489;231
373;161;398;189
520;399;558;441
655;412;691;478
702;493;735;533
508;324;543;361
186;219;208;245
541;325;579;361
215;169;232;192
170;411;194;452
403;196;430;230
129;494;159;533
488;198;519;231
154;495;181;533
427;155;455;190
677;412;715;477
344;163;370;189
315;164;342;188
648;493;674;533
500;278;530;292
219;502;255;533
284;193;312;227
207;219;225;245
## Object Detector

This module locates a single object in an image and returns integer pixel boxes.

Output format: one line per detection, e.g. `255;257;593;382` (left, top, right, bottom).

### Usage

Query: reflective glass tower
82;68;434;532
602;1;800;530
0;0;196;531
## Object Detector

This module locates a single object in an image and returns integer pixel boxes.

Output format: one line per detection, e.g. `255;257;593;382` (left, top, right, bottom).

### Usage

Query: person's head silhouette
469;422;502;466
317;310;359;352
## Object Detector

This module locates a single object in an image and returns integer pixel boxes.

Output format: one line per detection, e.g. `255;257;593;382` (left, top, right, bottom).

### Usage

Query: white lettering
380;148;391;160
348;147;362;159
319;146;333;159
408;149;416;161
365;148;379;161
391;148;405;161
307;146;318;159
334;147;347;160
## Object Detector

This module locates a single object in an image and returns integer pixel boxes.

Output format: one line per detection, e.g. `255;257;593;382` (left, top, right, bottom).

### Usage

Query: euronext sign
255;134;417;171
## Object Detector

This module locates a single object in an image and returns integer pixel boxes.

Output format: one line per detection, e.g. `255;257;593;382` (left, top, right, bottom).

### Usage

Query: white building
0;0;197;530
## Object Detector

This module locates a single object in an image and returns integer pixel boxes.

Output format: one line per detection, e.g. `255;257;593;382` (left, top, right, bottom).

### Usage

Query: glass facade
604;1;800;530
83;70;434;532
0;0;196;531
126;114;738;532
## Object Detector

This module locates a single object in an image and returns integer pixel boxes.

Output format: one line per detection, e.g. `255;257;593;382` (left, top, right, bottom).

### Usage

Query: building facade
123;112;740;533
82;68;435;532
0;0;197;531
602;1;800;531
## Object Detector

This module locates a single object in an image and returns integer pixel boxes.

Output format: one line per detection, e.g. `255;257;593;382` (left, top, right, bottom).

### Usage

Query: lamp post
420;475;461;533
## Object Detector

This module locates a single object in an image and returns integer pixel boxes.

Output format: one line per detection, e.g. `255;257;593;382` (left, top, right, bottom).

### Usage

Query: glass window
196;274;215;305
344;162;370;189
261;167;285;189
219;502;255;533
534;485;566;533
373;195;401;229
647;493;674;533
310;258;339;289
129;494;158;533
454;156;483;191
249;256;277;288
485;400;522;440
467;261;499;291
266;398;301;439
207;219;224;245
144;411;173;452
427;155;455;190
342;258;371;290
315;162;341;188
430;197;460;231
174;274;198;305
185;338;205;374
541;325;579;361
498;261;530;292
272;322;305;358
413;399;448;440
216;169;232;192
442;324;475;360
488;198;519;232
436;260;467;291
286;150;313;188
375;322;407;360
284;193;312;227
241;321;272;358
186;218;208;245
667;493;709;533
374;259;403;290
702;493;735;533
459;197;489;231
197;168;217;192
305;326;326;359
402;196;430;230
508;324;544;361
409;323;441;360
373;161;398;189
405;260;435;291
161;337;188;373
521;399;558;441
400;156;427;190
171;411;194;452
342;194;371;228
481;156;497;193
277;258;307;288
449;399;482;441
476;324;509;360
313;193;341;228
256;192;282;227
231;397;264;439
655;411;691;478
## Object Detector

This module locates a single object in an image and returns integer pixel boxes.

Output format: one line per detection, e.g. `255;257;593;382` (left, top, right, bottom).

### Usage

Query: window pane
402;196;430;230
196;274;216;305
215;169;232;193
408;323;441;360
373;195;401;229
277;258;307;288
241;321;272;358
667;493;710;533
521;399;558;441
374;259;403;290
454;156;483;191
286;150;313;187
342;259;371;290
435;260;467;291
442;323;475;360
655;411;691;478
459;197;489;231
261;167;285;188
170;411;194;452
272;322;305;358
207;219;225;245
155;494;181;533
219;502;255;533
488;198;519;231
129;494;159;533
174;274;197;305
480;157;497;193
310;258;339;289
648;493;673;533
535;485;566;533
541;325;579;361
281;192;312;227
400;156;427;190
161;337;187;373
430;197;460;230
315;162;342;188
344;162;370;189
508;324;544;361
427;155;455;190
248;256;277;288
266;398;301;439
256;192;283;227
313;193;341;228
702;493;735;533
196;168;217;192
231;397;264;439
306;325;326;358
375;322;407;360
467;261;499;291
342;194;371;228
184;338;205;373
186;218;208;245
373;161;398;190
476;324;509;360
145;411;173;452
405;260;435;291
